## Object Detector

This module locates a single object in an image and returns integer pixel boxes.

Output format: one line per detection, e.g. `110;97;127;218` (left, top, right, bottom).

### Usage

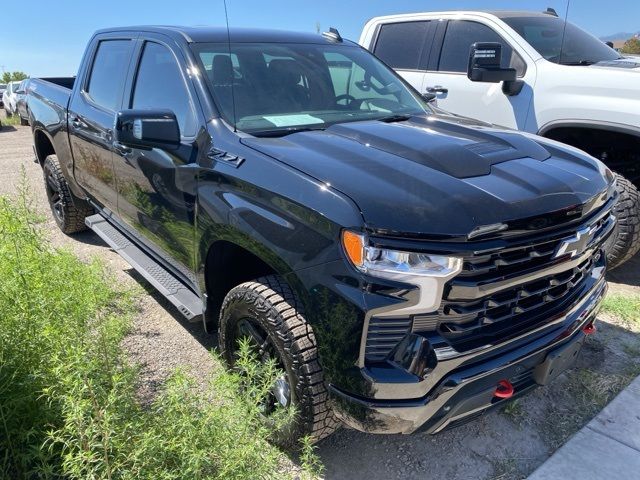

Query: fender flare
538;119;640;139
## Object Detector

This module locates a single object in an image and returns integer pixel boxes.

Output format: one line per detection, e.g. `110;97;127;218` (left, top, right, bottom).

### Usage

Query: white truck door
423;19;535;130
368;20;437;94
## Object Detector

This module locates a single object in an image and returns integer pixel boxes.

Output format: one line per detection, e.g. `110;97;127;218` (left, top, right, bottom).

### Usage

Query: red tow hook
494;379;514;399
582;322;597;335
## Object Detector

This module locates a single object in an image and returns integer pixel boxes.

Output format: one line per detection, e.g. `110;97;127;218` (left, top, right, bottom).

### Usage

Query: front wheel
218;275;338;448
605;173;640;269
43;155;93;234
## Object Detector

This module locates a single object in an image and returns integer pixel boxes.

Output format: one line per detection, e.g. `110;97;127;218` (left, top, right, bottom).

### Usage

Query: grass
601;292;640;329
501;399;523;422
0;181;321;479
541;367;633;449
0;111;22;126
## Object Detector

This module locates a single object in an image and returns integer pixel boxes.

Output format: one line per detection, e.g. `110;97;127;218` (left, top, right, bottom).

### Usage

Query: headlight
341;230;462;277
341;230;463;316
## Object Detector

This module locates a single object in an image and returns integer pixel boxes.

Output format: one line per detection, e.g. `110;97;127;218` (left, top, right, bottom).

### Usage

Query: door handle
426;85;449;94
113;141;132;155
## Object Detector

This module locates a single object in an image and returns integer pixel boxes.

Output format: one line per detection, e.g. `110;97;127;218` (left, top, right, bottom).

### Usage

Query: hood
242;115;610;237
591;57;640;71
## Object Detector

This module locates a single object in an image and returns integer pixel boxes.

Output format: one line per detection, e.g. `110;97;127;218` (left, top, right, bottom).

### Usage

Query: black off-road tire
219;275;339;448
43;154;93;234
20;116;28;126
605;173;640;270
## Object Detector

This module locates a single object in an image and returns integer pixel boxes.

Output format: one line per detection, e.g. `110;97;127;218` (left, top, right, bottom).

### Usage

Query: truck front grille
437;254;598;352
363;201;614;363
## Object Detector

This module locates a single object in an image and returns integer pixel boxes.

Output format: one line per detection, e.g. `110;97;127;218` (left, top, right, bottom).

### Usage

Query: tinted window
87;40;131;111
502;16;621;65
374;21;431;70
439;21;522;74
132;42;196;136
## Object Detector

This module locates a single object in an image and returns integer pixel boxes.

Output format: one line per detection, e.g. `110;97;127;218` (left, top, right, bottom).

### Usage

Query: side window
438;20;525;76
86;40;132;111
131;42;197;137
373;21;431;70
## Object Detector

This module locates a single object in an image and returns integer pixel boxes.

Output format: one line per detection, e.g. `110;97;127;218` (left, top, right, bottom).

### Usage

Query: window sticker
262;114;324;127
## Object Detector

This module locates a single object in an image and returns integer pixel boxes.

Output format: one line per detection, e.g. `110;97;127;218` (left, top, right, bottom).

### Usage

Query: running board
85;214;203;322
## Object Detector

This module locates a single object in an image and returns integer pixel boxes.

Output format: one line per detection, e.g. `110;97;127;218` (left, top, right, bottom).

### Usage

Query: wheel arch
539;120;640;187
33;127;56;167
538;119;640;139
200;234;303;323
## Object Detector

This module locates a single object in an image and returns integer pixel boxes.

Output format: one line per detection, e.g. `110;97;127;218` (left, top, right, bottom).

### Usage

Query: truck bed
29;77;74;111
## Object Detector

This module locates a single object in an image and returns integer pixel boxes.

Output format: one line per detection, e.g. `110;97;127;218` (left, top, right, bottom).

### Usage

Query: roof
487;10;559;19
94;26;357;45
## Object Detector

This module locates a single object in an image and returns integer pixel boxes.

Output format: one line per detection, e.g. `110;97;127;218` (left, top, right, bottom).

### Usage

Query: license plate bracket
533;336;585;386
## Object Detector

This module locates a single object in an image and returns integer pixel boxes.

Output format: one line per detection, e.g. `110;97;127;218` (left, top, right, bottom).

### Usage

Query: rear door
423;18;535;129
112;34;201;278
370;20;436;93
70;33;136;210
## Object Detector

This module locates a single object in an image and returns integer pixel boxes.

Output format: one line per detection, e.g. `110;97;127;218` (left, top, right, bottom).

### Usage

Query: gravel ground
2;113;639;479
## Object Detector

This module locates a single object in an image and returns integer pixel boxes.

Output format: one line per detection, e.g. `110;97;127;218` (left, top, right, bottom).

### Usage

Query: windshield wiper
251;126;325;138
560;60;596;66
376;114;413;123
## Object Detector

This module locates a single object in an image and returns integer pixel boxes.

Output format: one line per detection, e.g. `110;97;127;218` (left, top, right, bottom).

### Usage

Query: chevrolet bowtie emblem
553;225;596;259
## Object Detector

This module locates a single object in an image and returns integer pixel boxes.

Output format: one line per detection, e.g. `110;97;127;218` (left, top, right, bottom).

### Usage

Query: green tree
1;71;28;83
620;37;640;55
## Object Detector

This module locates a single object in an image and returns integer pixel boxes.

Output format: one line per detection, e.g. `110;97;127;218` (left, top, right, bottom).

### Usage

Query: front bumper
329;274;607;434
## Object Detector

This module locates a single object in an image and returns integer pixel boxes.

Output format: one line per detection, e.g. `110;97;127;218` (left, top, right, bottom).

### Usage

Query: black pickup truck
29;26;615;446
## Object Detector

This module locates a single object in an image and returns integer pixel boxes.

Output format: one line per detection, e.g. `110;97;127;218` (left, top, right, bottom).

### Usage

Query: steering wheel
335;94;359;108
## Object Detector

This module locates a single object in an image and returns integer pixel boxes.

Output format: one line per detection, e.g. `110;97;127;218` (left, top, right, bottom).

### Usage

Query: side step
85;214;203;322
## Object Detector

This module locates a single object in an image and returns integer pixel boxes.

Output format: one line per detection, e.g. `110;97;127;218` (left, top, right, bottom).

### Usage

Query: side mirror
467;42;517;83
115;109;180;151
421;92;437;104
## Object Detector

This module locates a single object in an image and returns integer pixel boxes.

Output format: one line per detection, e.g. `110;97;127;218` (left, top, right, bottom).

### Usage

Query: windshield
191;42;431;136
502;15;621;65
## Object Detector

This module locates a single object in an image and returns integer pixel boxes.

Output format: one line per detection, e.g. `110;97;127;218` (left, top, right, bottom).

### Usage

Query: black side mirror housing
467;42;517;83
115;109;180;151
421;92;437;103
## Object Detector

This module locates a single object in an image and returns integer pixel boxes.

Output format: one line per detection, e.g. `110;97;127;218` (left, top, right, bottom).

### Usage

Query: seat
266;59;310;113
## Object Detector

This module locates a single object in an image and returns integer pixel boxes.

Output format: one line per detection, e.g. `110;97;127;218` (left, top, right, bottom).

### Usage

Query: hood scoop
326;117;550;179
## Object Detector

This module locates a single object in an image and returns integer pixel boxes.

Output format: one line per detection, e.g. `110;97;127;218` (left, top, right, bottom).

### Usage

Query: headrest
268;59;303;86
212;55;233;85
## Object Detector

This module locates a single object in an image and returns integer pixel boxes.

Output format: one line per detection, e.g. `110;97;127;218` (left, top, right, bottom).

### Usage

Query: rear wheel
43;154;93;234
605;173;640;269
219;275;338;448
20;116;28;126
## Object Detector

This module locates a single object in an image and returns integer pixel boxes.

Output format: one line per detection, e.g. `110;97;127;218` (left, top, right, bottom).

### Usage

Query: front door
113;37;200;280
423;19;536;130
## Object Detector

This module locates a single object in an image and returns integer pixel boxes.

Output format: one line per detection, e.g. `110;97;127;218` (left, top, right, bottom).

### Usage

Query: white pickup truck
360;9;640;268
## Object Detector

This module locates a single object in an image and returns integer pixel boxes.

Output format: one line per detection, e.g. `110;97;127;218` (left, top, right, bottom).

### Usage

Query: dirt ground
2;114;639;479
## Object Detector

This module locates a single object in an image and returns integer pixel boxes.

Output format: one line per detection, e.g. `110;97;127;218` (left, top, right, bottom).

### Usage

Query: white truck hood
590;57;640;71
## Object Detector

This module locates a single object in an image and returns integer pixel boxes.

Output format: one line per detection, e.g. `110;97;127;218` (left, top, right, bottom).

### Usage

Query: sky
1;0;639;77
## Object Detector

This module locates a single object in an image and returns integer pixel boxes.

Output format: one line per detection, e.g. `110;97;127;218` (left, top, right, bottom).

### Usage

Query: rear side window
131;42;197;137
86;40;132;111
438;20;525;75
373;21;431;70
